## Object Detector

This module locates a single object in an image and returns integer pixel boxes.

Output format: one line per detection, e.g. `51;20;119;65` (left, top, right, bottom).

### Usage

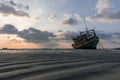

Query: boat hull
72;38;99;49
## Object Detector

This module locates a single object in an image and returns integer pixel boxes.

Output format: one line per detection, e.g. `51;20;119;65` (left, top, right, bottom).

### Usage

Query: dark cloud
0;3;29;17
61;18;78;26
63;31;79;40
5;0;29;10
57;30;63;32
0;24;56;43
97;32;120;39
86;11;120;22
25;5;29;10
108;11;120;20
97;32;111;40
18;3;29;10
112;32;120;36
97;31;120;44
9;0;16;6
0;24;18;34
18;27;56;43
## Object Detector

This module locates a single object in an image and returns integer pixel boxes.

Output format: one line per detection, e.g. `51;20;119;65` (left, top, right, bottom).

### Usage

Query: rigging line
98;39;104;49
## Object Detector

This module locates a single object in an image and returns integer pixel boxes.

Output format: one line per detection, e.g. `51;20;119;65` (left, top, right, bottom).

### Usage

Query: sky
0;0;120;49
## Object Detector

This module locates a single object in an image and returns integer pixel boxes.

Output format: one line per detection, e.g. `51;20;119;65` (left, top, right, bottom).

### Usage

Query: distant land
0;47;120;50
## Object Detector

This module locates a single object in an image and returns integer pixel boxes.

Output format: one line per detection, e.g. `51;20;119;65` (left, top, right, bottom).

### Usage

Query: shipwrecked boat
72;29;99;49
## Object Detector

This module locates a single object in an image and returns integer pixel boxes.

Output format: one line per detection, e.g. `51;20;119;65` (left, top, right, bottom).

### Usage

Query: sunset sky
0;0;120;48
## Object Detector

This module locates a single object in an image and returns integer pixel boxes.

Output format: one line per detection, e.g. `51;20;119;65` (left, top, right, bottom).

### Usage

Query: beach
0;49;120;80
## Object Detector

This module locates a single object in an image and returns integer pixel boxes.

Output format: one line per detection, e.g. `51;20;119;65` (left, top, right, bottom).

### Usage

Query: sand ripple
0;49;120;80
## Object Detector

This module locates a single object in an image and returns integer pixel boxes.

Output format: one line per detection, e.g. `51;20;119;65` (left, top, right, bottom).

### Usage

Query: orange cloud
0;34;42;49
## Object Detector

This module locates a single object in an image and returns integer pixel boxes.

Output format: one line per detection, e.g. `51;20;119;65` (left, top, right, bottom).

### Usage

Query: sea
0;49;120;80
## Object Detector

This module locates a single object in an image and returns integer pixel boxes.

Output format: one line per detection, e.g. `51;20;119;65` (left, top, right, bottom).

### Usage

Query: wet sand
0;49;120;80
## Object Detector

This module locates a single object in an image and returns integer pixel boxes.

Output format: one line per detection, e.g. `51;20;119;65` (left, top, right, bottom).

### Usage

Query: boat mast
83;18;88;31
83;18;89;38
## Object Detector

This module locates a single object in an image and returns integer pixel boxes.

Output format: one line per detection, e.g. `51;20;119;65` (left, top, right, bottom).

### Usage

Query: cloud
4;0;29;10
9;0;16;6
63;31;79;40
86;11;120;22
60;14;82;26
55;31;79;41
86;0;120;22
97;31;120;48
18;27;56;43
0;24;56;43
57;30;63;32
96;31;120;48
0;24;18;34
61;18;78;26
96;0;110;13
0;3;29;17
35;16;41;21
0;24;119;48
48;14;56;22
74;14;82;21
10;38;22;43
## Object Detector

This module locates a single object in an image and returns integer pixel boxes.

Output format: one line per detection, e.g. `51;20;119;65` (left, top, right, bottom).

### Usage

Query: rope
98;39;104;49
